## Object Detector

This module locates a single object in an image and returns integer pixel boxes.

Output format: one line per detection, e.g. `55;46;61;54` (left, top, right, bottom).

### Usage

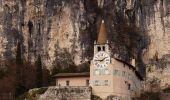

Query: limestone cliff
0;0;169;76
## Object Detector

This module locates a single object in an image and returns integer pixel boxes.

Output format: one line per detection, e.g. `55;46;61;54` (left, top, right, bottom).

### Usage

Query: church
54;20;143;100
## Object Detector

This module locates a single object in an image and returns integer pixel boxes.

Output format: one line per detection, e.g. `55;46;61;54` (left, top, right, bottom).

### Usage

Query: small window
66;80;69;86
113;69;118;75
94;80;100;86
128;83;131;90
94;69;100;75
103;46;105;51
98;46;101;51
86;80;89;86
118;70;121;76
104;69;110;75
128;74;131;80
104;80;109;86
122;71;125;77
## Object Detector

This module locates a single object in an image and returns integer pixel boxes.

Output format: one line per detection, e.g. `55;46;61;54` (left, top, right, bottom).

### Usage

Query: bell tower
94;20;110;55
90;20;113;99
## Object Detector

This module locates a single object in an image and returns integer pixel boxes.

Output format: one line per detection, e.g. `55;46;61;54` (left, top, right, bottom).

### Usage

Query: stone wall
38;86;91;100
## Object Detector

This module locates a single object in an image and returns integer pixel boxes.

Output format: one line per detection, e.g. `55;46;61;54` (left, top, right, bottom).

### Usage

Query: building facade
55;72;90;87
90;20;142;99
54;20;143;100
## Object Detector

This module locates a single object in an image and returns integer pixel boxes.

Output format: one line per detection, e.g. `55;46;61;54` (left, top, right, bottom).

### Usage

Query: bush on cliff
16;87;48;100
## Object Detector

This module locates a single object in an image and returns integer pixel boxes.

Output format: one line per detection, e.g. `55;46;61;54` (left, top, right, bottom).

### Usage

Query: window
128;83;131;90
66;80;69;86
104;80;109;86
122;71;125;77
117;70;121;76
104;69;110;75
125;72;129;78
113;69;118;75
94;80;100;86
94;69;100;75
128;74;131;80
98;46;101;51
102;46;105;51
86;80;89;86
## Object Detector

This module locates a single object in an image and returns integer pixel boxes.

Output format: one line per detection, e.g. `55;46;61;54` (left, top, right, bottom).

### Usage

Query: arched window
128;83;131;90
98;46;101;51
103;46;105;51
66;80;69;86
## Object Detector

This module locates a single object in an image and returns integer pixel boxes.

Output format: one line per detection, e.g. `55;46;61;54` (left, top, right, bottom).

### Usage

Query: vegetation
35;55;43;88
16;87;48;100
0;69;5;79
52;48;75;75
51;61;90;76
134;92;160;100
16;42;23;65
91;95;102;100
163;87;170;93
78;61;90;72
15;42;24;97
0;59;50;99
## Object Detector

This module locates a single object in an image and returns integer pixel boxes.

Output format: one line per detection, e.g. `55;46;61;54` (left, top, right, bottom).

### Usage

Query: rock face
0;0;169;76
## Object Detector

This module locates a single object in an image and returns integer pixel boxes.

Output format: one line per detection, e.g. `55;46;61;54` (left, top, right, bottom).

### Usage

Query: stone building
54;20;143;100
54;72;90;87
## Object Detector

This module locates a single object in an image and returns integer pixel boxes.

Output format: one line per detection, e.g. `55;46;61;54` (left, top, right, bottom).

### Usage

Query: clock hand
100;57;108;62
94;57;108;62
94;59;102;61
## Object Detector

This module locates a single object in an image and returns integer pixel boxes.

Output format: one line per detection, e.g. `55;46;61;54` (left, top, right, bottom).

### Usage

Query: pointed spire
97;20;107;44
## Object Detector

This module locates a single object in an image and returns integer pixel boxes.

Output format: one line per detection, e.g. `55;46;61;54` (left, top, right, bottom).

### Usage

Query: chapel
54;20;143;100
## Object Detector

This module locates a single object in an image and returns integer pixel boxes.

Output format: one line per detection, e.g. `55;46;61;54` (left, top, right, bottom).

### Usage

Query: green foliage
35;55;43;88
136;92;160;100
0;58;50;99
51;66;61;75
0;69;5;79
33;88;47;95
16;92;30;100
16;42;23;65
16;87;47;100
15;42;25;97
163;87;170;93
78;62;90;72
15;85;27;97
91;95;102;100
63;64;77;73
28;88;48;98
52;48;79;75
106;95;119;100
51;64;77;74
42;68;50;87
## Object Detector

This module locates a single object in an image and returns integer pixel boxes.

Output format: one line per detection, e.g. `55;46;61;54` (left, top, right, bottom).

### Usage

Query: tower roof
97;20;107;44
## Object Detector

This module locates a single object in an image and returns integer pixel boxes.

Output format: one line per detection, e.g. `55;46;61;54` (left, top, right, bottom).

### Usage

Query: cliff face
0;0;169;75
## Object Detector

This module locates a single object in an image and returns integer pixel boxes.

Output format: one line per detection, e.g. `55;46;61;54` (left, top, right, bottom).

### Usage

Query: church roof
115;58;143;80
54;72;90;78
97;20;107;44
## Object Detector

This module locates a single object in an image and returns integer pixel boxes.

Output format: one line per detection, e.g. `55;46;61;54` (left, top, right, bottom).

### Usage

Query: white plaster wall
90;58;142;99
56;77;89;87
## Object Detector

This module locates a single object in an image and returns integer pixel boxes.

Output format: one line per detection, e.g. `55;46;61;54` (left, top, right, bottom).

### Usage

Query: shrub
16;87;48;100
163;87;170;93
0;69;5;79
135;92;160;100
91;95;102;100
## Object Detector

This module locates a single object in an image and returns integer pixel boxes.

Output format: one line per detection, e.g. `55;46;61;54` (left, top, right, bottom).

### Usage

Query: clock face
93;51;110;69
